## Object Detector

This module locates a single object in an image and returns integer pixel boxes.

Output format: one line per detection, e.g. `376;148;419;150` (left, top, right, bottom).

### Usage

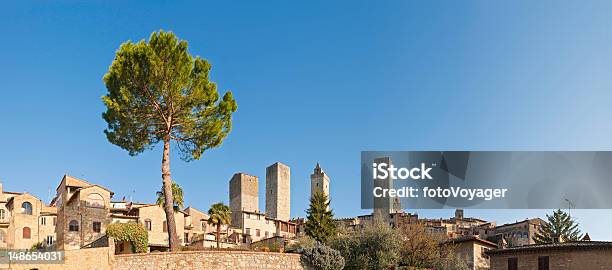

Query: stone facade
488;241;612;270
450;236;497;270
310;163;330;202
266;162;291;221
54;175;113;250
230;173;259;228
114;250;307;270
0;182;57;250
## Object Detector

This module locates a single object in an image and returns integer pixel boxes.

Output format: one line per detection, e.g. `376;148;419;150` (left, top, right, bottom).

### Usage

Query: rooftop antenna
564;198;575;218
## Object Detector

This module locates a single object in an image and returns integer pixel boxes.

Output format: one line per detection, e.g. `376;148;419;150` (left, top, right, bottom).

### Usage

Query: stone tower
229;173;259;228
265;162;290;221
310;163;330;206
372;157;401;221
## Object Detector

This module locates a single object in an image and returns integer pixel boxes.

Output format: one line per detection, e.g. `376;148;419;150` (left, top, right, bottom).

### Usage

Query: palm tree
533;209;583;244
207;202;231;248
156;181;184;210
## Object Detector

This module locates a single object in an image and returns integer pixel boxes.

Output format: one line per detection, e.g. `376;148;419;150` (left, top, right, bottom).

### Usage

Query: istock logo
372;162;434;180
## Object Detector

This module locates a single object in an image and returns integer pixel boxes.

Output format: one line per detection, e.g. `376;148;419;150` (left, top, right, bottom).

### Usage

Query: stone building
3;189;57;249
54;175;114;250
483;218;544;247
487;241;612;270
228;162;297;246
447;236;498;270
310;163;330;200
229;173;259;228
266;162;291;221
372;157;401;221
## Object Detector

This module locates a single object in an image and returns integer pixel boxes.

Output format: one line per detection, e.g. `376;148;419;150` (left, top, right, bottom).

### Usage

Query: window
256;229;260;237
93;221;101;233
40;217;46;226
69;220;79;232
246;213;250;219
53;217;57;226
0;209;5;220
184;233;189;243
45;235;54;246
145;219;152;231
22;227;31;239
538;256;549;270
86;193;104;208
22;202;33;215
201;220;206;231
508;258;518;270
265;231;269;238
163;221;167;232
245;228;250;235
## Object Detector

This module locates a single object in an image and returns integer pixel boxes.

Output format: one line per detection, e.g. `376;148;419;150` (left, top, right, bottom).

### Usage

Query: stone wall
490;248;612;270
114;250;307;270
0;246;113;270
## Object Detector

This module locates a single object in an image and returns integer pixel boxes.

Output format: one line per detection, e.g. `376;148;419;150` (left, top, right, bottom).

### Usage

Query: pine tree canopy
533;209;583;244
102;30;238;161
305;192;337;244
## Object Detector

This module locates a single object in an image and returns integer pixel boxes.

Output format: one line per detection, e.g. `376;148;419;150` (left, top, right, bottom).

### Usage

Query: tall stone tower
310;163;330;203
229;173;259;228
372;157;401;221
265;162;290;221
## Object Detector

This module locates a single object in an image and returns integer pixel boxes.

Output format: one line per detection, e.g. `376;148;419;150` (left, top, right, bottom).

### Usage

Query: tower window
69;220;79;232
22;202;33;215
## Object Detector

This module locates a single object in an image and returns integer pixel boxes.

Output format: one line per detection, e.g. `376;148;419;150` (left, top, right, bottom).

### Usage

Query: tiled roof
486;241;612;255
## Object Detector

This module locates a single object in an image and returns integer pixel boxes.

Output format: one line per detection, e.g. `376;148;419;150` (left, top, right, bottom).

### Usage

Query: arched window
68;220;79;232
22;202;33;215
22;227;31;239
86;193;104;208
201;220;206;231
144;219;152;231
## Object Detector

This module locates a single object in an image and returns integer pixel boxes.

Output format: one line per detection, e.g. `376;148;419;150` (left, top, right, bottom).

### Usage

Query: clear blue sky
2;1;612;239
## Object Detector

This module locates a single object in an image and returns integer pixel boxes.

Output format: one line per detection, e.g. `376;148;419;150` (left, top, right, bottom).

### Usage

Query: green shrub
107;222;148;253
330;218;402;270
286;236;317;253
299;242;345;270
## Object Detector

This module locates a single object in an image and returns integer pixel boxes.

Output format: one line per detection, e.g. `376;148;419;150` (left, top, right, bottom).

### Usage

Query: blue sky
2;1;612;239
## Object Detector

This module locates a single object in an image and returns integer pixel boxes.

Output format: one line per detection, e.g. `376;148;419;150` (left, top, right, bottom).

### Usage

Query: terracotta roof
486;241;612;255
445;236;498;248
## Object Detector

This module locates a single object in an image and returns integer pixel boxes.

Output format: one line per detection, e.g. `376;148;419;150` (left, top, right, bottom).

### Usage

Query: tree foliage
398;222;449;268
533;209;583;244
102;30;237;251
330;217;402;270
156;181;184;209
305;192;336;244
102;30;237;160
299;242;345;270
207;202;232;248
107;222;149;253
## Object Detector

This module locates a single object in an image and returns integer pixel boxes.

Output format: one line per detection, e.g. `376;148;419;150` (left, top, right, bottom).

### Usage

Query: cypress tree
305;192;337;244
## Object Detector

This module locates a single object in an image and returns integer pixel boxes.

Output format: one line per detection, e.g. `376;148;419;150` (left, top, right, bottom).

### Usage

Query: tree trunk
161;138;180;251
216;225;221;248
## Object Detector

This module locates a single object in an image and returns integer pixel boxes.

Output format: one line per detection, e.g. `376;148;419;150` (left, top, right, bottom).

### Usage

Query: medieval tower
310;163;330;209
265;162;291;221
229;173;259;228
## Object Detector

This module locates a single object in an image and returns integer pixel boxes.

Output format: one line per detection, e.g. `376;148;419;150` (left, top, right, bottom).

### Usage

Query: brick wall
114;250;308;270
